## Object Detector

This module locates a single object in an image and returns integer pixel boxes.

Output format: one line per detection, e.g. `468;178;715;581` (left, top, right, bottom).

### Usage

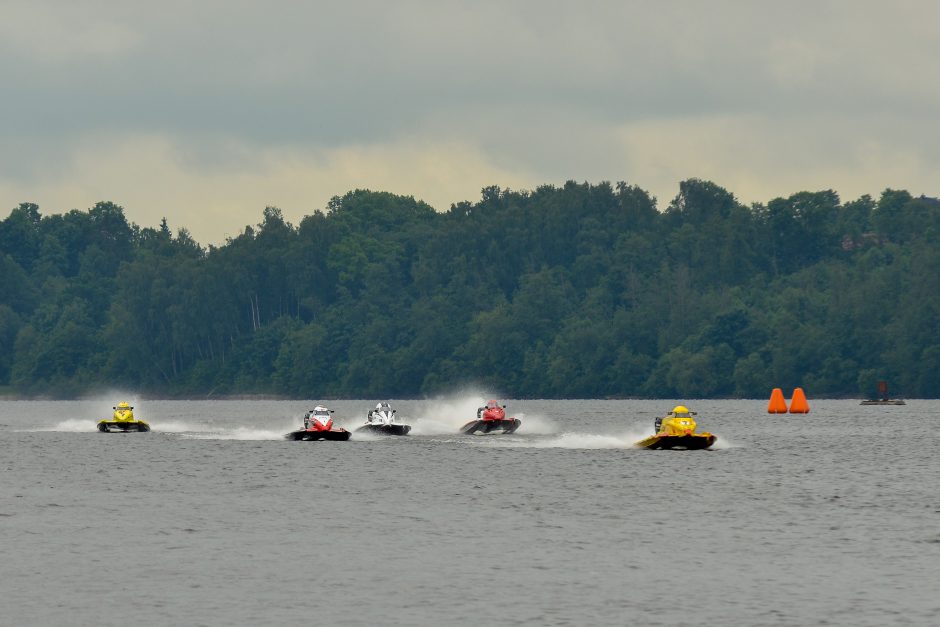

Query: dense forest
2;179;939;399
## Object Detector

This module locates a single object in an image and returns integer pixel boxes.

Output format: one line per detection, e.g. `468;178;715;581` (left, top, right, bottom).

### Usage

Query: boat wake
708;436;737;449
179;426;288;440
166;419;297;440
27;418;290;439
36;419;98;432
346;428;386;441
511;412;557;434
409;395;487;435
476;428;650;449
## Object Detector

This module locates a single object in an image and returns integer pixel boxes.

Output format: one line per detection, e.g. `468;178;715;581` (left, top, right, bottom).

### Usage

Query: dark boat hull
355;423;411;436
460;418;521;435
636;433;716;450
98;421;150;433
285;429;350;441
860;399;906;405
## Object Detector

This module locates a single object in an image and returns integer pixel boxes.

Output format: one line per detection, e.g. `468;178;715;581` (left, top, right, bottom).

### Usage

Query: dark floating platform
459;418;521;435
635;433;717;450
355;423;411;436
97;421;151;433
285;429;351;441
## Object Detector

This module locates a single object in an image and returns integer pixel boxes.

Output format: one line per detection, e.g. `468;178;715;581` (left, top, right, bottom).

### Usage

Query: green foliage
3;183;940;398
0;305;21;385
0;254;37;314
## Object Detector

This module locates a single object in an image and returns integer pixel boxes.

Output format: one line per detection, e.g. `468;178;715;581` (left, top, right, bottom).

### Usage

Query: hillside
2;180;938;398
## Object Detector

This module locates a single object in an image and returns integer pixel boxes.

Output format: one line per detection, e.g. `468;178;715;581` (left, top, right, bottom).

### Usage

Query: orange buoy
789;387;810;413
768;388;788;413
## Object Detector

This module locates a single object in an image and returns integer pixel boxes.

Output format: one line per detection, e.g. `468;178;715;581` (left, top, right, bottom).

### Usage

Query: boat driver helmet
671;405;691;417
376;403;383;410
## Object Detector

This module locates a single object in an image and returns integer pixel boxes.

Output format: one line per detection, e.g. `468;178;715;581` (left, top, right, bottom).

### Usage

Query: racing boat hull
97;420;150;433
860;399;906;405
355;423;411;436
635;433;716;450
460;418;521;435
285;429;351;441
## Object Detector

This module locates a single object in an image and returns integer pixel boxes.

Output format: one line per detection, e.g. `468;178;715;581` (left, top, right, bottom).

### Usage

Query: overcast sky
2;0;938;244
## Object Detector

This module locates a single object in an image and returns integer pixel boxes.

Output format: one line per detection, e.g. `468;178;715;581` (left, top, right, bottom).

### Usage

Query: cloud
2;1;939;241
615;112;939;207
0;131;536;244
0;2;140;66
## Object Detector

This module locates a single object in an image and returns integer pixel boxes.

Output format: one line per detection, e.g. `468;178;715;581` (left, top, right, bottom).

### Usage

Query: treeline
2;179;939;398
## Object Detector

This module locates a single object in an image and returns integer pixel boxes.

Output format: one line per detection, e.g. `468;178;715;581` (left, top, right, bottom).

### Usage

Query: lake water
2;397;938;626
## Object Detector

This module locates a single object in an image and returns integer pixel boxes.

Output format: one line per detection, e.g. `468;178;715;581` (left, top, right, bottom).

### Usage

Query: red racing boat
460;400;521;435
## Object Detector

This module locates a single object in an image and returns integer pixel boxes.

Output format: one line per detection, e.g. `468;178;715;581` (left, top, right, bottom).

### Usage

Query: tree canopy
2;182;939;398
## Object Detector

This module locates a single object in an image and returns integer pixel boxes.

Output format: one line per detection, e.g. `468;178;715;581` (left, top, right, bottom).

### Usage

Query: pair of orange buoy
768;387;810;413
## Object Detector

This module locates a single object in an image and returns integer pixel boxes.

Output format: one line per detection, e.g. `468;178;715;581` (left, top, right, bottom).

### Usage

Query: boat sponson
460;418;521;435
355;423;411;436
97;421;150;433
636;433;715;450
285;429;351;441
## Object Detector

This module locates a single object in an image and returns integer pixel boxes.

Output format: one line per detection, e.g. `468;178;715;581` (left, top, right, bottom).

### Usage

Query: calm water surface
2;398;938;626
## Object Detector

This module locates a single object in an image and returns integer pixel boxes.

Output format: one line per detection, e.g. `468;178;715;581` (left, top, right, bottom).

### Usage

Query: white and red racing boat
285;405;350;441
459;400;521;435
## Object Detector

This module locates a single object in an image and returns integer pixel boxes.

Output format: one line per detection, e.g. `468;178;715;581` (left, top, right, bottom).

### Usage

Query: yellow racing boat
97;401;150;433
635;405;715;450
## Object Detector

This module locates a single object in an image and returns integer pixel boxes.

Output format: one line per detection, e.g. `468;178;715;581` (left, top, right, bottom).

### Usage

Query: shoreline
0;393;890;401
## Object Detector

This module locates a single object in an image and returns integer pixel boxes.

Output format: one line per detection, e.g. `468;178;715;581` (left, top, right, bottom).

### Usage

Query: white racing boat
356;402;411;436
